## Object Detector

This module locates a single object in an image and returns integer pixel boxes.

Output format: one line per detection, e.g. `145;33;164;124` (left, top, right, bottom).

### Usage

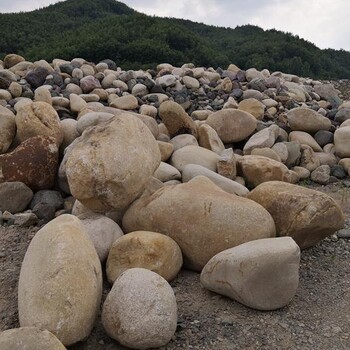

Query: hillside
1;0;350;79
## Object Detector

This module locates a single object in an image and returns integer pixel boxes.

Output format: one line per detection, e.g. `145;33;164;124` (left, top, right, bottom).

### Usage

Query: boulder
18;215;102;346
206;109;257;143
0;182;33;213
25;67;49;88
310;165;331;184
102;268;177;349
157;141;174;161
243;125;278;155
154;162;181;182
3;53;25;68
247;181;344;249
238;98;265;119
198;124;225;155
80;75;102;93
110;95;138;110
123;176;275;271
334;126;350;158
106;231;182;284
217;148;237;180
170;134;198;151
0;112;16;154
299;145;321;172
251;147;281;162
15;102;63;146
76;112;114;134
0;327;66;350
289;131;323;152
0;135;59;191
66;114;161;213
200;237;300;310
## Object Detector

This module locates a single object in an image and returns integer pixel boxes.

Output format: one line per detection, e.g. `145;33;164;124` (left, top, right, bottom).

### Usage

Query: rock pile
0;53;347;348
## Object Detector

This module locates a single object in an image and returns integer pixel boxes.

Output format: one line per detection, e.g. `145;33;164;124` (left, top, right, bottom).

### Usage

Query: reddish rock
0;135;58;190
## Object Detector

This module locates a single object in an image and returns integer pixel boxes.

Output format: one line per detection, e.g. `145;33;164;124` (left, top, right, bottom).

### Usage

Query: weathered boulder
198;124;225;155
200;237;300;310
102;268;177;349
243;125;278;155
0;182;33;213
289;131;322;152
0;112;16;154
18;215;102;346
123;176;275;271
247;181;344;249
334;126;350;158
238;98;265;120
153;162;181;182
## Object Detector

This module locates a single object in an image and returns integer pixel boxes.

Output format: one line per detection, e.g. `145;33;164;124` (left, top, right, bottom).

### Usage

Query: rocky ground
1;181;349;350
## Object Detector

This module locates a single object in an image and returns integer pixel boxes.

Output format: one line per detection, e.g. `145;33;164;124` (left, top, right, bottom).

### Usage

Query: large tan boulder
287;107;331;133
0;327;66;350
247;181;345;249
206;109;257;143
200;237;300;311
3;54;25;68
102;268;177;349
243;125;279;155
198;124;225;154
18;215;103;346
238;98;265;120
15;102;63;146
237;155;291;188
159;101;197;138
66;114;161;213
0;111;16;154
289;131;322;152
123;176;276;271
334;126;350;158
106;231;183;284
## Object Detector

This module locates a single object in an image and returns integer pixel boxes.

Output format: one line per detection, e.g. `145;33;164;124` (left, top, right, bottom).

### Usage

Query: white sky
0;0;349;51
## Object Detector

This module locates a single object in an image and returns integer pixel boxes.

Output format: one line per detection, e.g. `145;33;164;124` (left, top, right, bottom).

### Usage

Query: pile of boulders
0;53;348;349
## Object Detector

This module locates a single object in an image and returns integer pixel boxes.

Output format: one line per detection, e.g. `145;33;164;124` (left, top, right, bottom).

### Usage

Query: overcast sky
1;0;349;51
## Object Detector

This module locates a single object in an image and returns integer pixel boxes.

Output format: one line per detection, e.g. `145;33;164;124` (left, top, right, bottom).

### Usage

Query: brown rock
217;148;237;180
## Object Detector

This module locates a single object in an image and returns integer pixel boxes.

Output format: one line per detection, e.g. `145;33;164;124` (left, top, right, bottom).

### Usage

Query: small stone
110;94;138;110
311;165;331;184
13;212;38;226
337;229;350;238
0;182;33;214
217;148;237;180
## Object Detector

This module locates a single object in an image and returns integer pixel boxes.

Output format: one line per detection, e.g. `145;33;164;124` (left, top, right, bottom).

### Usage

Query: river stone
0;113;16;154
289;131;322;152
314;130;334;147
106;231;182;284
18;215;103;346
102;268;177;349
284;141;301;168
272;143;289;163
76;112;114;134
70;93;87;113
200;237;300;311
237;155;291;188
198;124;225;155
15;102;63;146
154;162;181;182
159;101;197;138
238;98;265;120
3;53;25;68
29;190;64;210
60;118;79;151
243;125;278;155
314;84;342;107
182;164;249;196
0;182;33;213
170;145;219;172
110;95;138;110
248;181;345;249
123;176;275;271
292;166;310;180
310;165;331;184
170;134;198;151
217;148;237;179
0;135;59;190
300;145;321;172
206;109;257;143
66;114;161;213
334;126;350;158
79;213;124;262
287;107;331;133
0;327;66;350
157;141;174;161
80;75;102;93
25;67;49;88
183;76;200;89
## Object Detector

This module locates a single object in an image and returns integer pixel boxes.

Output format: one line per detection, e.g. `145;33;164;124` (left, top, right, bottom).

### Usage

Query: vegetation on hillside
1;0;350;79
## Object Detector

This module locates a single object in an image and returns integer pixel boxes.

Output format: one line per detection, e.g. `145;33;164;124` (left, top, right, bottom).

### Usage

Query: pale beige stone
110;95;138;110
238;98;265;120
217;148;236;179
334;126;350;158
154;162;181;182
300;145;321;172
243;125;279;155
8;81;22;98
198;124;225;155
170;134;198;151
292;166;310;180
0;112;16;154
289;131;322;152
139;104;157;118
60;119;79;151
70;93;87;113
251;147;282;162
34;86;52;104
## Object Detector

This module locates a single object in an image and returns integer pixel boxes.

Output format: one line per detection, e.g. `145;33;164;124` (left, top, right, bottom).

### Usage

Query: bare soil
0;182;349;350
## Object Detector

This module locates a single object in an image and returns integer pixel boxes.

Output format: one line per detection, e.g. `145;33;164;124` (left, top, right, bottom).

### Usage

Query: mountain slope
1;0;350;79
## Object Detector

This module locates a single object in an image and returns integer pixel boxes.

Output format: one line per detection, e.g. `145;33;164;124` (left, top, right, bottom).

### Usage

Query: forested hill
1;0;350;79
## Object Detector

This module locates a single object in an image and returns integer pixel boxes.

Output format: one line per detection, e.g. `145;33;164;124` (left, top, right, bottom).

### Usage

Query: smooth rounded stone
139;104;157;119
110;94;138;110
70;93;87;113
60;119;79;151
237;155;291;188
183;75;200;89
262;98;278;108
247;181;344;249
287;107;331;133
80;94;100;103
314;84;342;107
284;141;301;168
3;53;25;68
25;67;49;88
15;102;63;146
334;108;350;123
182;164;249;196
29;190;63;211
217;148;237;180
132;83;148;97
200;237;300;311
242;89;263;100
170;145;219;172
66;83;83;95
0;113;16;154
245;68;264;82
292;166;310;180
330;164;347;179
284;81;307;102
123;176;275;271
243;125;279;155
198;124;225;155
0;89;12;100
337;229;350;238
310;165;331;184
0;135;58;190
80;75;101;93
8;82;21;98
156;74;177;88
72;68;84;79
339;158;350;175
9;61;34;73
157;141;174;161
154;162;181;182
66;114;161;213
323;143;336;154
271;143;288;163
34;86;52;104
314;130;334;147
18;215;102;346
251;147;281;162
134;113;160;139
106;231;182;284
102;268;177;349
203;71;220;82
300;145;321;172
238;98;265;120
76;112;114;134
191;110;213;121
0;182;33;214
340;119;350;128
206;109;257;143
32;202;56;222
78;213;124;262
314;152;337;166
52;96;70;108
334;126;350;158
14;98;33;112
289;131;322;152
0;327;66;350
169;134;198;151
159;101;197;138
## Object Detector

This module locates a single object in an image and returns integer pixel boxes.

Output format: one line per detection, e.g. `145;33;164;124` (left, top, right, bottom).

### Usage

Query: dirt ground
0;182;349;350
